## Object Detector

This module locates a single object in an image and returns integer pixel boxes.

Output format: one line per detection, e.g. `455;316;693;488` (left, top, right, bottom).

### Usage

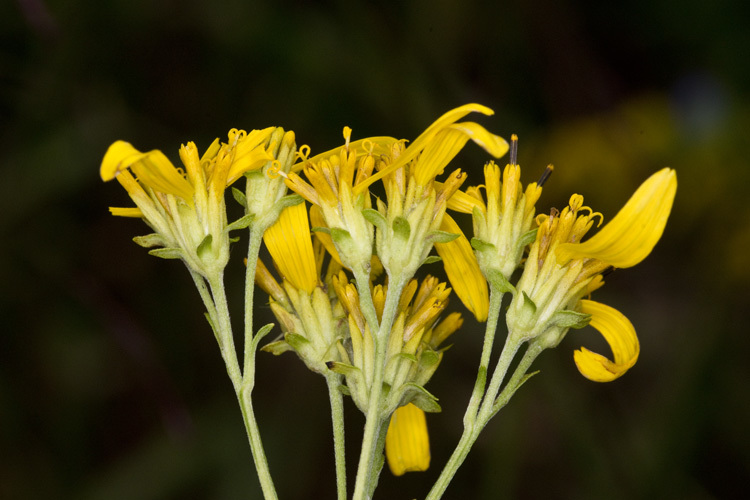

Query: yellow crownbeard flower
263;202;318;293
508;168;676;382
101;128;275;275
385;403;430;476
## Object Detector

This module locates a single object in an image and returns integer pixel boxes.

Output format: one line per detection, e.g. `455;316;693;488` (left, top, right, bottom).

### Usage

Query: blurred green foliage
2;0;749;498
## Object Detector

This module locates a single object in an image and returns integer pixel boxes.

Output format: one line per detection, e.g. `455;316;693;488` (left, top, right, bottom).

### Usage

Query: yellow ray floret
263;202;318;293
385;403;431;476
573;300;639;382
434;214;489;322
556;168;677;268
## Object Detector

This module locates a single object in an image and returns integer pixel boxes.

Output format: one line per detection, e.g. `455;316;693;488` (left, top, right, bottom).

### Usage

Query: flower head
507;168;677;381
101;128;275;276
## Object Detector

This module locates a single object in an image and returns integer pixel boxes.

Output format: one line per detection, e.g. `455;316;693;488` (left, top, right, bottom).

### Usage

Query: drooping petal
101;141;195;200
354;104;499;194
434;214;489;322
573;299;639;382
385;403;431;476
263;202;318;293
556;168;677;268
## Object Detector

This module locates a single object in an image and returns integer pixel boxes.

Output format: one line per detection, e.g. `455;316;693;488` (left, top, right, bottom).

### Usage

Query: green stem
238;387;278;500
365;418;391;498
352;272;408;500
206;273;242;392
206;270;277;500
326;373;348;500
463;288;505;424
425;328;524;500
353;264;379;333
243;223;266;375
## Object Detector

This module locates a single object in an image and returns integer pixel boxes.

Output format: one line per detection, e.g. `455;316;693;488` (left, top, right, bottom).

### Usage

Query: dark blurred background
2;0;749;499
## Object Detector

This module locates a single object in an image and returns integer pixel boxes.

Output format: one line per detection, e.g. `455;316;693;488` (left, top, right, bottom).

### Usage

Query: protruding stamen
510;134;519;166
538;164;554;187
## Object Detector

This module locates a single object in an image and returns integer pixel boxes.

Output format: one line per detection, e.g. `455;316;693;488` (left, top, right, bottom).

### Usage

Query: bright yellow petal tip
573;300;640;382
435;214;489;322
263;202;318;293
385;403;431;476
557;168;677;268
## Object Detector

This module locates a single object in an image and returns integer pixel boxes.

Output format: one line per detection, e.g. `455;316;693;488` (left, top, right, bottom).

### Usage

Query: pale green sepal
337;384;351;396
225;213;255;233
254;323;275;345
326;361;361;377
404;383;442;413
231;186;247;208
426;230;460;244
422;255;442;265
418;349;441;368
148;247;183;259
362;208;387;231
518;228;538;249
133;233;166;248
551;310;591;329
196;234;213;259
311;226;331;235
284;332;310;351
228;236;240;243
522;291;537;314
485;268;516;294
471;237;496;253
261;340;294;355
392;216;411;242
396;352;418;363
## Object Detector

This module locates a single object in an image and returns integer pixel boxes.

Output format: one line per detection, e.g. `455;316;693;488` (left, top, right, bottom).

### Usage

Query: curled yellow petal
557;168;677;268
101;141;194;200
573;299;639;382
354;104;498;194
434;214;489;322
385;403;430;476
263;202;318;293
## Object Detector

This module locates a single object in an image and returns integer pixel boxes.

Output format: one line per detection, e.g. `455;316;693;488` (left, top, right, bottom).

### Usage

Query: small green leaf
196;234;213;258
261;340;293;355
421;255;442;265
403;383;441;413
325;361;361;377
284;332;310;351
362;208;387;231
471;237;496;253
427;230;460;244
232;187;247;208
225;213;255;232
486;269;516;294
133;233;166;248
551;310;591;329
311;226;331;235
392;216;410;241
148;248;183;260
522;291;537;314
396;352;418;363
418;349;441;368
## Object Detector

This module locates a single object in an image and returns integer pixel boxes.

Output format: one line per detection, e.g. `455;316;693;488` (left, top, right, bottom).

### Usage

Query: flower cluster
101;104;677;490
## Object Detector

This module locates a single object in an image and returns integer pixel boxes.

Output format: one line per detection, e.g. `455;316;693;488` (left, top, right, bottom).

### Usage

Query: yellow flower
100;128;275;275
385;403;430;476
507;168;677;382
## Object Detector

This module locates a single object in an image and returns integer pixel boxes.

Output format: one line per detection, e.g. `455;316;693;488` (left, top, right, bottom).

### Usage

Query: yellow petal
573;300;639;382
445;186;484;214
354;104;498;194
309;205;345;267
263;202;318;293
557;168;677;268
385;403;430;476
101;141;194;200
226;127;276;185
434;214;489;322
109;207;143;217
